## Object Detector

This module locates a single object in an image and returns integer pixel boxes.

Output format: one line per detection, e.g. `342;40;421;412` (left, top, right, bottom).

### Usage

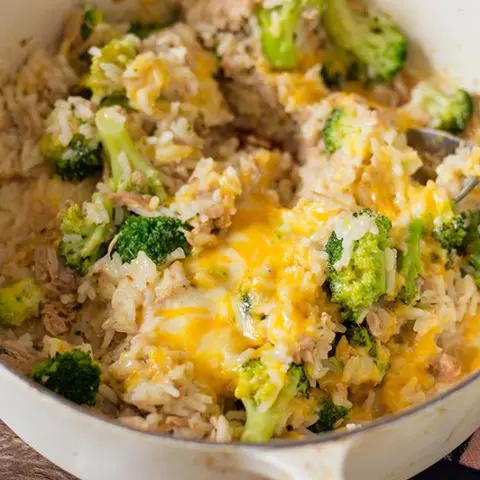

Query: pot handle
238;440;352;480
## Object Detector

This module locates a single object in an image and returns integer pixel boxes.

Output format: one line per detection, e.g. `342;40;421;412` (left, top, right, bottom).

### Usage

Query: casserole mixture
0;0;479;443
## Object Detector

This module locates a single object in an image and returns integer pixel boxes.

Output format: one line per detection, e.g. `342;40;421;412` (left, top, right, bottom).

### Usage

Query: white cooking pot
1;1;480;479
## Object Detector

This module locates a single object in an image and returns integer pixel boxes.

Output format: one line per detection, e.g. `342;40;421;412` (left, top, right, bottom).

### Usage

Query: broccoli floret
239;291;253;320
0;279;44;327
59;193;116;275
433;213;468;252
237;290;255;338
83;36;137;101
321;47;364;88
412;83;473;134
238;290;268;324
128;23;163;39
460;211;480;285
465;252;480;287
323;0;406;82
40;134;103;181
128;9;181;39
322;107;362;153
257;0;325;70
40;98;103;181
325;229;344;264
235;283;269;340
114;215;192;266
128;24;162;40
371;340;390;376
398;219;424;304
434;210;480;285
81;5;104;40
32;349;101;406
326;209;393;315
308;395;350;433
346;323;374;352
96;107;167;199
344;322;390;375
236;360;309;442
99;95;132;111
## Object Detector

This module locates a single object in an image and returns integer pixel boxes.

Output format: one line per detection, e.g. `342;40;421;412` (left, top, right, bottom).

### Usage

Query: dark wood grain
0;420;77;480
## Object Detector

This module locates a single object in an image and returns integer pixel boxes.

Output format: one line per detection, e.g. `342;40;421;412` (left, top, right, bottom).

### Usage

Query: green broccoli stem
258;0;325;70
241;365;306;442
96;108;167;200
398;218;424;304
96;108;152;180
324;0;358;50
258;1;301;70
80;223;112;257
464;211;480;282
421;84;453;112
242;399;282;443
242;373;298;442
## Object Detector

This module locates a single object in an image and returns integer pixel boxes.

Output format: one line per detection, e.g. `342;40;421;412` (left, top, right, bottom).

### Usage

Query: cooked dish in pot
0;0;479;443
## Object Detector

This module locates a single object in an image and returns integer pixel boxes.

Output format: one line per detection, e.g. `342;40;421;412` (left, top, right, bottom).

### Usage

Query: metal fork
406;127;479;203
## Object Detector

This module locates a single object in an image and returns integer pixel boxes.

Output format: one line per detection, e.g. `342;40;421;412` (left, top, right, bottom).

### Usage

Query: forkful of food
406;127;479;203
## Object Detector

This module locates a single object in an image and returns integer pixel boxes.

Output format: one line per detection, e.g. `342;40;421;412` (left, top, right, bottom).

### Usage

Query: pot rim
2;359;480;449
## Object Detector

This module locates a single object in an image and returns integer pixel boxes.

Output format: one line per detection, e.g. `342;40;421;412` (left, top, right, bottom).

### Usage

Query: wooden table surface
1;419;471;480
0;420;76;480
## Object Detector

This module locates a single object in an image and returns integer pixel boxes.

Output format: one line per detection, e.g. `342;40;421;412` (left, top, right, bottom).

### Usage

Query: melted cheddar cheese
113;195;341;399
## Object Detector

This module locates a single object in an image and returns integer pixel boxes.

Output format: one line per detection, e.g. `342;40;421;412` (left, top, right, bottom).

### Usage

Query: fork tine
406;128;477;203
